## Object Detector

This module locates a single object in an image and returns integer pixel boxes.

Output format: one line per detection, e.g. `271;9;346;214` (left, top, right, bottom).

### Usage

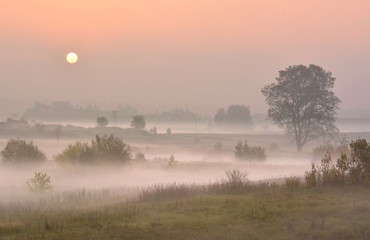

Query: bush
55;142;94;164
1;139;46;165
220;169;249;194
96;116;108;127
27;172;52;192
305;139;370;186
55;134;132;165
168;154;177;167
134;152;146;162
234;141;266;160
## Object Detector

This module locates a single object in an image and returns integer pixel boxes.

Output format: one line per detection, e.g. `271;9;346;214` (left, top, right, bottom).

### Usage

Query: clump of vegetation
305;139;370;186
96;116;108;127
168;154;177;167
223;169;249;190
55;134;132;165
149;126;157;135
131;115;146;129
27;172;52;192
166;128;172;134
1;139;46;165
234;141;266;160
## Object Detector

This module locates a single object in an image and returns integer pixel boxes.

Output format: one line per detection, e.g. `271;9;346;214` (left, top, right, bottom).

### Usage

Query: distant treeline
22;101;203;123
22;101;137;122
19;101;255;130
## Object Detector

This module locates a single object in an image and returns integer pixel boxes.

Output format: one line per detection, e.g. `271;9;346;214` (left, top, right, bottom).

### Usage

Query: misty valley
2;1;370;236
0;105;369;239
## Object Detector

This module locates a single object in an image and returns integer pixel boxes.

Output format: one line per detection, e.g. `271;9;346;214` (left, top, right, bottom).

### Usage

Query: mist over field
1;1;370;239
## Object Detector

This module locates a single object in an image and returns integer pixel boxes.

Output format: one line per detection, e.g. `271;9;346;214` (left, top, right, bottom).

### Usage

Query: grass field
1;183;369;240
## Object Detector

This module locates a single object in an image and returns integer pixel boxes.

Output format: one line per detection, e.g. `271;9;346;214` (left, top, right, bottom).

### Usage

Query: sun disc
66;52;78;64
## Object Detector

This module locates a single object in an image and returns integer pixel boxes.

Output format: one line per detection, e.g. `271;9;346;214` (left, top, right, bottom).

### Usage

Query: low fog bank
0;153;312;203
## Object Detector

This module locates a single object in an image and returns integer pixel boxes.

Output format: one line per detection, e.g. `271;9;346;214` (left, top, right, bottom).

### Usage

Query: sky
1;0;370;115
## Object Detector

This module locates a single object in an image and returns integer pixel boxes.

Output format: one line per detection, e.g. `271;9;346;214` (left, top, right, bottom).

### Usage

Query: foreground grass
0;185;369;240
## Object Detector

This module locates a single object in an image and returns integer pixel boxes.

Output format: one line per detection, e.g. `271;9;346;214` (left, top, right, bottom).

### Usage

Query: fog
0;136;313;203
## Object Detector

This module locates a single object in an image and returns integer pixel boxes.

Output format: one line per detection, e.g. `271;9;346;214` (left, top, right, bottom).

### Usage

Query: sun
66;52;78;64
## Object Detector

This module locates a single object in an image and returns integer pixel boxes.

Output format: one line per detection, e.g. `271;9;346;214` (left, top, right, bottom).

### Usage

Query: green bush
55;134;132;165
305;139;370;186
234;141;266;160
1;139;46;165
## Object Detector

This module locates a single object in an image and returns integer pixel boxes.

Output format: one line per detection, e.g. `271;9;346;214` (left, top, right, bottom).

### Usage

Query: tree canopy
214;105;253;128
131;115;146;129
261;64;341;151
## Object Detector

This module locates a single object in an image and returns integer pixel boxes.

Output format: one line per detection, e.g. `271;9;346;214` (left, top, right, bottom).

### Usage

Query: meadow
0;181;369;240
0;130;369;239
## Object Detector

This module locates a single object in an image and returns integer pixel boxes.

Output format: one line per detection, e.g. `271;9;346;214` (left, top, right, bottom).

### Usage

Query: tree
54;125;63;142
261;64;341;151
166;128;172;134
1;139;46;165
213;105;253;128
130;115;146;129
96;116;108;127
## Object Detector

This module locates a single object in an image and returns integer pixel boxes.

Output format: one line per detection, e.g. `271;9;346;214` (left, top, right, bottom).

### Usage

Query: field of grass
0;183;369;240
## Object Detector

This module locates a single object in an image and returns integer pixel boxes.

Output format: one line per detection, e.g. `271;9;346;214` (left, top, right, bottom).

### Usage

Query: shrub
305;163;318;187
55;134;132;165
96;116;108;127
55;142;94;164
130;115;146;129
305;139;370;186
221;169;249;194
1;139;46;165
168;154;177;167
234;141;266;160
149;127;157;135
27;172;52;192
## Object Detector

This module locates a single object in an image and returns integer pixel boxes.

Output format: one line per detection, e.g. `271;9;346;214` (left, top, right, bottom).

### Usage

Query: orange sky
2;0;370;49
1;0;370;114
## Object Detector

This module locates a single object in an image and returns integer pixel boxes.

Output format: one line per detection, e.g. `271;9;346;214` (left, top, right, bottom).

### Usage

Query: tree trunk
296;142;303;152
